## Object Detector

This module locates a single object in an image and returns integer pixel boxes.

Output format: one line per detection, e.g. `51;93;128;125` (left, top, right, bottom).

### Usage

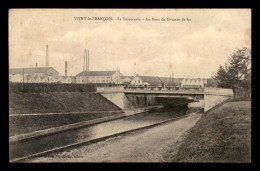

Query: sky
9;9;251;78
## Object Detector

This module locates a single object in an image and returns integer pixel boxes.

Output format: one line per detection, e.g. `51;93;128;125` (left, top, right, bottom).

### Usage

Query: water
9;107;187;161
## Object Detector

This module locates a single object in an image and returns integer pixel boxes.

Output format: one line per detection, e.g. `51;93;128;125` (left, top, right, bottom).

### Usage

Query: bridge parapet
97;86;204;95
97;86;124;92
204;87;233;96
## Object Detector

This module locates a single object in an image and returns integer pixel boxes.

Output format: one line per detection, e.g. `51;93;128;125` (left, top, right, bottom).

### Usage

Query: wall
111;71;122;84
46;68;59;77
130;76;144;86
101;93;126;109
204;87;234;112
100;93;157;110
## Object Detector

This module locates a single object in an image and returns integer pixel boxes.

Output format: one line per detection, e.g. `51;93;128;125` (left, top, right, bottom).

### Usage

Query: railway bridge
97;87;234;112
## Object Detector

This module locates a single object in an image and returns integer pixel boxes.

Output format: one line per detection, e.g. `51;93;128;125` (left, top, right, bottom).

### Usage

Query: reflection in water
10;106;188;161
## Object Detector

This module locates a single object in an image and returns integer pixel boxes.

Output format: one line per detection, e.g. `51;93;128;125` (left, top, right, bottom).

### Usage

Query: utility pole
83;49;86;83
87;49;89;71
170;74;172;89
22;68;24;91
172;72;174;89
46;45;49;67
117;67;119;87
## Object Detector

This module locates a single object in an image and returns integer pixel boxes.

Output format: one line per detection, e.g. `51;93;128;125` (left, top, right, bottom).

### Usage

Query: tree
213;65;232;88
213;47;251;91
227;47;251;89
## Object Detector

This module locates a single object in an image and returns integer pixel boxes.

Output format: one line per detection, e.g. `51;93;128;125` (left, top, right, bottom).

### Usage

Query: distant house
75;71;123;84
181;78;208;89
9;67;59;83
130;75;163;87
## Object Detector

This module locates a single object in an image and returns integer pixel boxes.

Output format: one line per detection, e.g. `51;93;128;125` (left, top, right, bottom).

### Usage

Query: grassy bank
9;92;121;114
172;100;251;162
9;92;122;136
9;111;122;136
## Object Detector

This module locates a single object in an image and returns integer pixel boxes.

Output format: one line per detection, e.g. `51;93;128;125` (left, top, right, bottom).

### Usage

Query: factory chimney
65;61;68;76
85;49;89;72
85;49;88;71
46;45;49;67
87;49;89;71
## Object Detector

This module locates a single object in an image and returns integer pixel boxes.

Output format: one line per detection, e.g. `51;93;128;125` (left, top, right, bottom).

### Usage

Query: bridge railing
97;86;124;92
97;86;204;94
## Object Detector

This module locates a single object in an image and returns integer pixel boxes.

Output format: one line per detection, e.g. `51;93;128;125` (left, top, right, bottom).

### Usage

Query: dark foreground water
10;106;187;161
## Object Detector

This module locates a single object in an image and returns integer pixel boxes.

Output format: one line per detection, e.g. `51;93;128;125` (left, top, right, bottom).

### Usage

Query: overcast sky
9;9;251;78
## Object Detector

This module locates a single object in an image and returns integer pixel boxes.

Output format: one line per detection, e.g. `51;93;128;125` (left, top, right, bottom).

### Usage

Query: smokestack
85;49;88;71
65;61;67;76
88;49;89;71
83;49;86;77
46;45;49;67
35;63;37;68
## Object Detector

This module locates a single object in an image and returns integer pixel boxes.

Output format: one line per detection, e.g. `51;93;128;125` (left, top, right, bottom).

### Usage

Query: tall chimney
88;49;89;71
85;49;89;72
65;61;67;76
83;49;86;78
46;45;49;67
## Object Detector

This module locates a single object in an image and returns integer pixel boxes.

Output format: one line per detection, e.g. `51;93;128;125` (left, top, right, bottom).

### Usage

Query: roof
159;77;184;84
76;71;117;77
120;76;133;79
138;76;163;84
183;78;208;83
9;67;57;74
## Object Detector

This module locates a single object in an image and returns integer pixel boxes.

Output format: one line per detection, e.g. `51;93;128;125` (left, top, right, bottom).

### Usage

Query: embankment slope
9;92;121;114
171;100;251;162
9;92;122;136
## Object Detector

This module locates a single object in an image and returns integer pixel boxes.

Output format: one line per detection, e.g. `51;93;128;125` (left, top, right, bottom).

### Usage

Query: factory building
9;67;59;83
181;78;208;89
75;71;123;84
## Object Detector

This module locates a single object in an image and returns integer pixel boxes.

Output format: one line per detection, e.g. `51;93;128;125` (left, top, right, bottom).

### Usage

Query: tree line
213;47;251;99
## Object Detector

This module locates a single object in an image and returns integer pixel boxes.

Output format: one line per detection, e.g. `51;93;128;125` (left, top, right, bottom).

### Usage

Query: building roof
9;67;57;74
182;78;208;84
138;76;163;84
76;71;118;77
159;77;184;84
120;76;133;79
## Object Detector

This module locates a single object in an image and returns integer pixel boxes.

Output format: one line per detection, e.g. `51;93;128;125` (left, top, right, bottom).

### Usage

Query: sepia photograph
8;9;251;163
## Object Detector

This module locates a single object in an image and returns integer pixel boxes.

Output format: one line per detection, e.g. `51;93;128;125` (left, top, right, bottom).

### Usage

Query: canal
10;102;198;162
